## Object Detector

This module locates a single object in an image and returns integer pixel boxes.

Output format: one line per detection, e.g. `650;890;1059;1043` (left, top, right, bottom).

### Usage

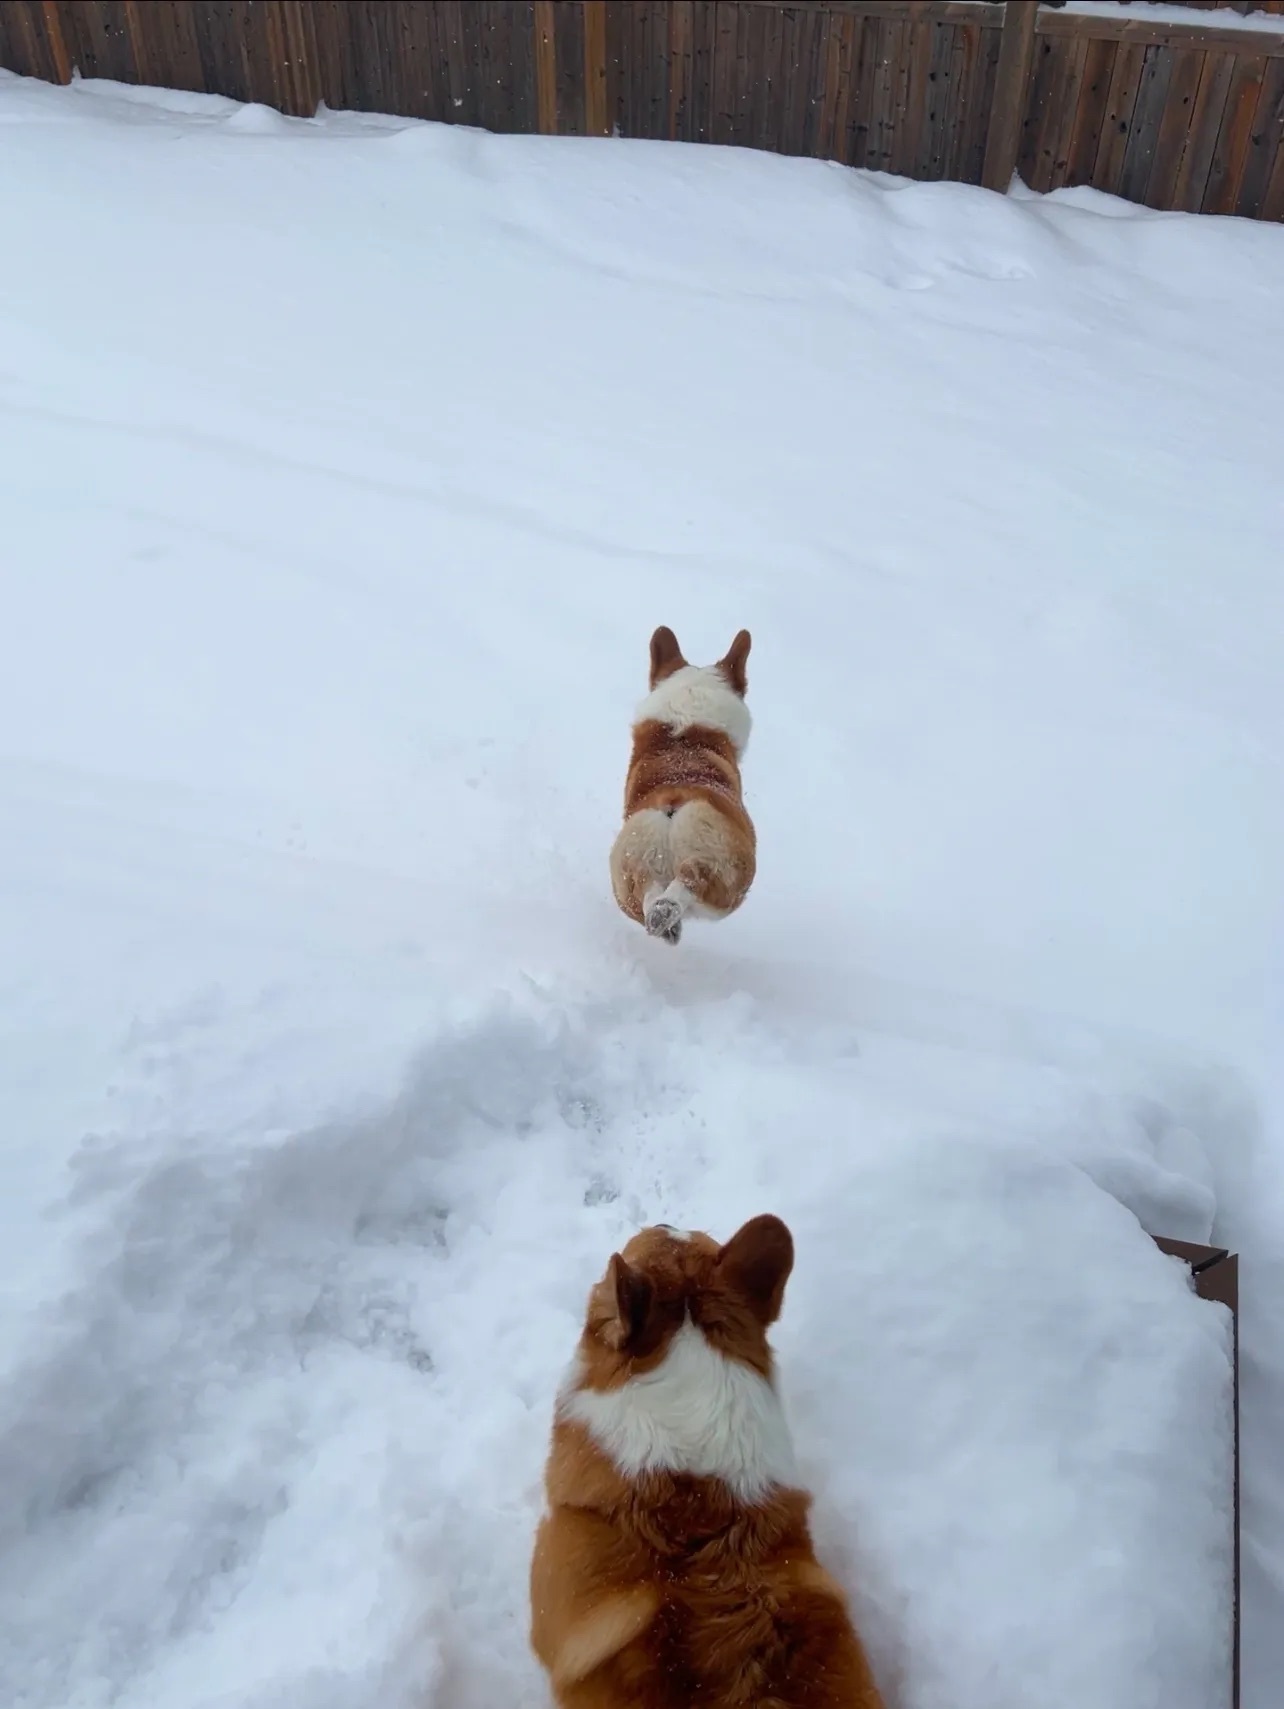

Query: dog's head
575;1215;793;1385
649;627;752;698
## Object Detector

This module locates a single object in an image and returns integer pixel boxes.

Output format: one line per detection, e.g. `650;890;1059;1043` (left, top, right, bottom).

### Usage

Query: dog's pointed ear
649;626;687;688
607;1252;656;1350
717;630;751;697
717;1214;793;1325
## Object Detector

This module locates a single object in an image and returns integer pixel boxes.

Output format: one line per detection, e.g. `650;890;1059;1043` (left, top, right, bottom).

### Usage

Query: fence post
982;0;1039;192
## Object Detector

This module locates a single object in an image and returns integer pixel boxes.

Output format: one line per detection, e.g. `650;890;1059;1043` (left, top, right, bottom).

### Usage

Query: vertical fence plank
1233;56;1284;216
798;5;825;159
870;18;900;177
845;14;880;171
930;22;971;183
602;0;622;135
1118;43;1176;204
1063;37;1118;186
474;1;500;132
688;0;714;144
552;0;585;135
41;0;73;81
622;0;644;137
650;0;670;142
417;0;445;122
1092;39;1147;194
1018;33;1060;190
901;19;934;180
1172;51;1237;210
1204;51;1268;211
957;21;1000;185
774;1;800;156
120;0;153;86
758;1;785;153
433;1;470;125
476;2;507;134
511;1;540;136
243;0;315;118
583;0;608;136
281;1;323;117
983;0;1039;191
807;8;830;158
458;1;487;127
710;0;734;146
743;2;768;151
532;0;556;133
667;0;693;141
832;10;860;166
1263;102;1284;216
1145;45;1206;206
729;0;752;150
942;21;971;182
817;6;844;162
1038;35;1089;191
631;0;651;138
888;15;915;176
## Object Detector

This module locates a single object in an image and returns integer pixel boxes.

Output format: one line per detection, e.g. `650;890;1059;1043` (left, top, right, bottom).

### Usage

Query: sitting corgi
609;626;755;945
530;1217;886;1709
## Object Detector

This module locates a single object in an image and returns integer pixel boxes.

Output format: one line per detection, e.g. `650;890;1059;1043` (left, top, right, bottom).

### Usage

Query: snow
1;65;1280;1709
1062;2;1284;35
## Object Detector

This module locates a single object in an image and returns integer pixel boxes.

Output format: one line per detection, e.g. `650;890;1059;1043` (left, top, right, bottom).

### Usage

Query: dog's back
530;1219;886;1709
609;627;756;945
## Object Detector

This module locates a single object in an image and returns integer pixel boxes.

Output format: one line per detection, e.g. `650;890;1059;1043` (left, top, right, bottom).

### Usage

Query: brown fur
624;722;744;816
609;628;757;942
530;1220;887;1709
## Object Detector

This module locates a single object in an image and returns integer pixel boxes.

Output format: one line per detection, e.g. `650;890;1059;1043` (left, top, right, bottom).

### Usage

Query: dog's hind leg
644;881;694;945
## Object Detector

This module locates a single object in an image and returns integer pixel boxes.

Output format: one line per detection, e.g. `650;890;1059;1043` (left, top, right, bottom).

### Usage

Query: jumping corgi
609;626;755;946
530;1217;886;1709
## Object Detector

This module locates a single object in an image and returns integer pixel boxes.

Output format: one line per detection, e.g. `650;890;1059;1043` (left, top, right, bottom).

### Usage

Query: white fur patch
560;1321;795;1503
635;665;751;756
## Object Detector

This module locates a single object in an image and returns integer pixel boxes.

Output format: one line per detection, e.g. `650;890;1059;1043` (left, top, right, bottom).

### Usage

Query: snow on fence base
0;2;1282;220
1153;1235;1241;1709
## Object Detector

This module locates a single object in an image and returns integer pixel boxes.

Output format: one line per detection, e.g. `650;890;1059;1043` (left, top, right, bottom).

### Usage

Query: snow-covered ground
1;68;1280;1709
1064;2;1284;37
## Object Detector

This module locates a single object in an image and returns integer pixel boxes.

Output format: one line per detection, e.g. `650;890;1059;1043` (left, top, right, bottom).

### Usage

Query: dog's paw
645;899;683;945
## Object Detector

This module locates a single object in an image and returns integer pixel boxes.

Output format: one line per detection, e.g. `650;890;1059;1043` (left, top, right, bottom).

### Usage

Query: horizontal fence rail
0;2;1282;218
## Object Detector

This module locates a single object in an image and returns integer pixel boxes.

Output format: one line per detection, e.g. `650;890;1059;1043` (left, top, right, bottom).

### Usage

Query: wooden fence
1;2;1283;219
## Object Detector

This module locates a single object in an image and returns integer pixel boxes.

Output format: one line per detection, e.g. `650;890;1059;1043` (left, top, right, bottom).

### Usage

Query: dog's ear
717;630;751;697
649;626;687;688
717;1214;793;1325
606;1252;657;1350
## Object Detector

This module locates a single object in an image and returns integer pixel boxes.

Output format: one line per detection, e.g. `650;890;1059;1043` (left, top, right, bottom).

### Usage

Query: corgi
530;1216;886;1709
609;626;755;945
